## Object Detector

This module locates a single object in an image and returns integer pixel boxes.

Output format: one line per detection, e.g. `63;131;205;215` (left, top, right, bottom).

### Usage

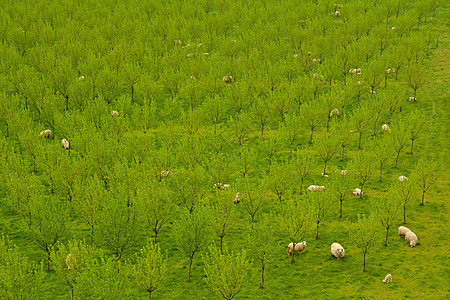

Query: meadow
0;0;448;299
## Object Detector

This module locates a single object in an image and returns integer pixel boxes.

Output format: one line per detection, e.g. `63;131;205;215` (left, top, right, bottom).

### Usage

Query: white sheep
398;226;411;237
405;231;418;247
78;75;85;81
111;110;119;117
223;75;233;84
233;192;241;203
330;108;339;117
331;242;345;259
39;129;52;138
308;185;325;191
398;175;408;182
335;11;340;17
213;183;230;190
356;81;361;86
409;97;416;102
287;241;307;255
383;274;392;283
66;253;76;270
381;124;391;133
352;188;362;196
203;52;210;55
61;139;70;150
320;173;329;177
369;90;376;94
160;170;172;177
349;68;361;75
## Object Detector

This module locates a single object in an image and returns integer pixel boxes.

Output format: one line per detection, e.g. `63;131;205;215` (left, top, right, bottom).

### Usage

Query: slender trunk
384;76;387;88
339;199;343;218
154;230;158;244
389;111;392;123
47;251;50;271
396;70;399;80
323;160;327;175
300;179;304;195
414;89;417;100
327;117;330;132
421;190;425;205
65;96;69;111
261;124;264;135
90;227;94;244
251;215;255;228
395;152;400;167
281;114;284;123
6;124;8;137
373;122;377;135
214;123;217;135
309;128;314;144
341;146;345;161
341;106;344;118
410;139;414;154
358;134;362;149
260;265;265;288
149;291;152;300
220;236;223;254
290;142;293;154
358;93;360;105
33;159;36;173
363;251;366;271
315;223;320;240
188;257;193;282
379;164;383;182
403;206;406;224
360;182;364;198
131;85;134;103
385;227;389;246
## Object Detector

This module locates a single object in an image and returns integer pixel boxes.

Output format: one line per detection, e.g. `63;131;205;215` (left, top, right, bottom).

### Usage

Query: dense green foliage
0;0;448;299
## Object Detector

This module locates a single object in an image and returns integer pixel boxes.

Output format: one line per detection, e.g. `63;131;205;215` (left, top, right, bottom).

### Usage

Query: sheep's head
301;241;307;246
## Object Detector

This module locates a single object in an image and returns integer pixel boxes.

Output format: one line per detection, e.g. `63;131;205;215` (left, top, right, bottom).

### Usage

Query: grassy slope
0;3;448;300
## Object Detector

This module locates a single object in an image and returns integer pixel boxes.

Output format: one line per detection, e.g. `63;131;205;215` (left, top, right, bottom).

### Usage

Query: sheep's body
398;226;411;237
213;183;230;190
382;124;391;133
331;243;345;259
160;170;172;177
308;185;325;191
369;90;376;94
111;110;119;117
349;68;361;75
320;173;329;177
40;129;52;138
398;175;408;182
61;139;70;150
66;254;76;270
287;241;307;255
233;192;241;203
335;11;340;17
330;108;339;117
409;97;416;102
383;274;392;283
352;188;362;196
223;75;233;84
405;231;418;247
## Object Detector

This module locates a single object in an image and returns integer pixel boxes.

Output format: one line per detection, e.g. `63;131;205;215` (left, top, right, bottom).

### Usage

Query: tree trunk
414;89;417;100
260;263;265;289
300;179;303;195
149;291;152;300
71;287;74;300
91;227;94;244
220;236;223;254
360;182;364;198
6;124;8;138
214;123;217;135
363;251;366;271
379;164;383;182
327;117;330;132
389;111;392;123
341;146;345;161
309;128;314;144
384;76;387;88
33;159;36;173
410;139;414;154
131;85;134;103
188;257;193;282
339;198;343;218
395;152;400;167
385;227;389;246
358;134;362;149
251;215;255;228
154;229;158;244
315;223;320;240
47;251;51;271
403;206;406;224
261;124;264;135
396;70;399;80
323;160;327;175
65;96;69;111
421;190;425;206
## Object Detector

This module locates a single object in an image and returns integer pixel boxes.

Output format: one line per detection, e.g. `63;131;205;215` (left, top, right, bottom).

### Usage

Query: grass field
0;0;449;299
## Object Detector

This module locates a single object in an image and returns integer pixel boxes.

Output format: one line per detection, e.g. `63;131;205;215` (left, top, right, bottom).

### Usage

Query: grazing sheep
331;243;345;259
186;53;194;58
330;108;339;117
307;51;311;56
61;139;70;150
409;97;416;102
160;170;172;177
223;75;233;84
293;54;298;58
111;110;119;117
203;52;210;55
405;231;418;247
352;188;362;196
287;241;307;255
233;192;241;203
349;68;361;75
311;58;321;62
213;183;230;190
383;274;392;283
398;226;411;237
66;254;76;270
39;129;52;138
308;185;325;191
398;175;408;182
335;11;340;17
356;81;361;86
382;124;391;133
78;75;85;80
369;90;376;94
320;173;329;177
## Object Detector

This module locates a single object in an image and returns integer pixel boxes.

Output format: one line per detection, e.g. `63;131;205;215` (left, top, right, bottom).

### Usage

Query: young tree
363;60;384;94
352;151;376;197
138;183;172;244
168;166;207;213
371;196;401;246
352;215;380;271
207;152;233;187
393;179;416;224
301;101;324;144
279;199;313;263
246;214;275;289
368;94;385;135
391;126;409;168
50;239;96;300
330;172;355;218
208;191;237;254
407;110;428;154
264;161;293;204
204;95;228;135
181;108;202;135
129;242;167;300
251;97;272;135
332;120;355;161
229;114;252;146
235;145;256;179
383;87;406;123
271;87;293;123
203;247;249;300
308;191;333;240
25;195;69;271
316;134;340;175
406;62;427;101
174;207;209;282
293;150;312;194
258;136;280;170
413;158;438;206
371;136;394;182
352;104;373;149
239;179;265;226
280;113;302;153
